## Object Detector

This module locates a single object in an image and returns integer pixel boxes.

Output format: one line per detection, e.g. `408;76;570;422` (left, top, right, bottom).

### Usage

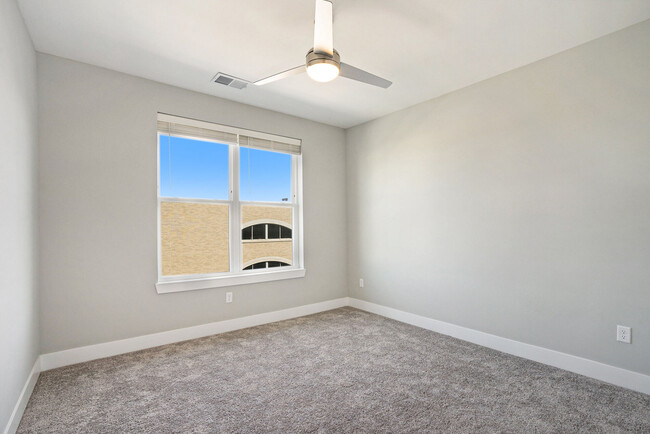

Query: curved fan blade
340;63;392;88
254;65;305;86
313;0;333;55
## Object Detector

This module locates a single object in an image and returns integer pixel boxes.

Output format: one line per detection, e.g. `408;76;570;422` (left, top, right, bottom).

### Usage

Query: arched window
243;260;291;270
242;223;292;240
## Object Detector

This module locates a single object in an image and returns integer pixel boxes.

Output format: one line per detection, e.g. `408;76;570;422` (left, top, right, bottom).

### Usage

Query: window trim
155;121;304;294
156;268;306;294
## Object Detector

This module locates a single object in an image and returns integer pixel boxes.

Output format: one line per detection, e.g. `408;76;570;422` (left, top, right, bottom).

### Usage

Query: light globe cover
307;62;339;82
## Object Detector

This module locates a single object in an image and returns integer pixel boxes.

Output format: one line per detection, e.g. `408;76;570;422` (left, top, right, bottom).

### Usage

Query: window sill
155;268;306;294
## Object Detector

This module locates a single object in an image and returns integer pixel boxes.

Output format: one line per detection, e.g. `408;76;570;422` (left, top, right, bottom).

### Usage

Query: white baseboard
3;358;40;434
349;298;650;396
40;297;350;371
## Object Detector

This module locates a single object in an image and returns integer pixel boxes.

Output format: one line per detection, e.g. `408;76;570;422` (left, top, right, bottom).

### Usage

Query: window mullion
291;155;300;268
230;142;241;273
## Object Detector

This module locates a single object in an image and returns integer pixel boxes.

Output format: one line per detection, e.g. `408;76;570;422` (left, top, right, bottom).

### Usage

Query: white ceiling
18;0;650;128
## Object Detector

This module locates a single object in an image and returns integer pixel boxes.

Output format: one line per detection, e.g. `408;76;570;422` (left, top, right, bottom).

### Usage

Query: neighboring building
160;203;292;276
241;205;292;270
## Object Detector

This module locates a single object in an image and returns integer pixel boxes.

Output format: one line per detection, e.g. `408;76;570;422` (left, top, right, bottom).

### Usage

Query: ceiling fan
254;0;392;88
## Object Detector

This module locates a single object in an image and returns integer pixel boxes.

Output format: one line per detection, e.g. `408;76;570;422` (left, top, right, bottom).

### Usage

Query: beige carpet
18;307;650;432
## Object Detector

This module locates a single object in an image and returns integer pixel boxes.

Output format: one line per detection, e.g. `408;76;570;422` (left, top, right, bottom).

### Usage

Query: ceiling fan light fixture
305;48;340;83
307;62;339;82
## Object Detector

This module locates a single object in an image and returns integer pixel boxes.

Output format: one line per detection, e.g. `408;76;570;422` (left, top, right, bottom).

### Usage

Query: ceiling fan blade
254;65;305;86
339;63;392;88
313;0;333;55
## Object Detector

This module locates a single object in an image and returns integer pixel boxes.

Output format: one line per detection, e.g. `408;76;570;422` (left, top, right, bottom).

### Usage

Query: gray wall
346;21;650;375
0;0;39;429
37;54;347;354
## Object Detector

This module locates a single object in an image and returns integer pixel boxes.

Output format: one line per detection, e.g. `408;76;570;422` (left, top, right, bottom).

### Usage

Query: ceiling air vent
212;73;248;90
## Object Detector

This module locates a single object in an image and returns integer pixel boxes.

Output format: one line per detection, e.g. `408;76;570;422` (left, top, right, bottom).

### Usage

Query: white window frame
155;120;304;294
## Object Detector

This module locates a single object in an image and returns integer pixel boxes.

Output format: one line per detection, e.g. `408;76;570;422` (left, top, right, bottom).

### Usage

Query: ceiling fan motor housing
306;48;340;69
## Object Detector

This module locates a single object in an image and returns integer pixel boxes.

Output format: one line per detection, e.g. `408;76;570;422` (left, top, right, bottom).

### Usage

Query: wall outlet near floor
226;292;233;303
359;278;364;288
616;325;631;343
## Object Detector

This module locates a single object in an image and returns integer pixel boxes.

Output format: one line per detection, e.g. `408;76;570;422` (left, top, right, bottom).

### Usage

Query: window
156;114;304;293
243;260;291;270
242;223;292;241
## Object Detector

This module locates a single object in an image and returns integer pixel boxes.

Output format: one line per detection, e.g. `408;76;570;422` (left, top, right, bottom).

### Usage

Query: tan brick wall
242;205;291;226
161;202;229;275
242;240;292;267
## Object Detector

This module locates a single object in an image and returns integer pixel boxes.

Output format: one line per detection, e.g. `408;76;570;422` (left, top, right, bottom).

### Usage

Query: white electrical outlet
359;278;364;288
617;325;631;344
226;292;233;303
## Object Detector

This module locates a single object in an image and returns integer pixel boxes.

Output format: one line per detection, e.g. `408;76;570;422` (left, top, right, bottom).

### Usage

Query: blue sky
239;146;291;202
159;136;291;202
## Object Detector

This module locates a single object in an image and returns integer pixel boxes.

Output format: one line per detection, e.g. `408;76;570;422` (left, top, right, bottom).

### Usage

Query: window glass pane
239;147;291;202
159;135;229;200
280;226;292;239
267;224;280;239
242;205;292;270
242;226;252;240
160;202;229;275
252;224;266;240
